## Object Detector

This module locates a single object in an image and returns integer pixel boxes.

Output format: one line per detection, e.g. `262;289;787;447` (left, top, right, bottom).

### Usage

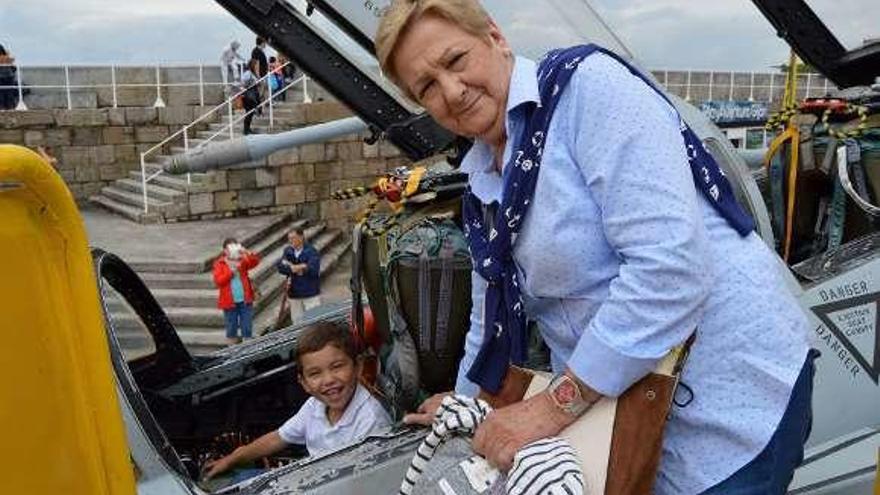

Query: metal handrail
197;76;305;145
0;63;229;111
137;62;310;214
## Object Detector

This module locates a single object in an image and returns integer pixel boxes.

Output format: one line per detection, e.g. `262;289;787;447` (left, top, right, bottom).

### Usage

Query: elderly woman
376;1;814;493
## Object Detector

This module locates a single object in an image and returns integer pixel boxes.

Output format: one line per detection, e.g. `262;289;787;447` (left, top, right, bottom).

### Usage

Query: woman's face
392;14;513;147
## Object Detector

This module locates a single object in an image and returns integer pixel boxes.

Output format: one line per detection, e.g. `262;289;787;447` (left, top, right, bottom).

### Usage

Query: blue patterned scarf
462;44;755;393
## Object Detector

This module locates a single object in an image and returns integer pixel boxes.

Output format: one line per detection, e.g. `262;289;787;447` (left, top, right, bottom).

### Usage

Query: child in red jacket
213;238;260;345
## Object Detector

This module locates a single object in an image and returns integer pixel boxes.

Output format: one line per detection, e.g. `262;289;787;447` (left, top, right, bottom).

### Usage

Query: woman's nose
439;75;466;108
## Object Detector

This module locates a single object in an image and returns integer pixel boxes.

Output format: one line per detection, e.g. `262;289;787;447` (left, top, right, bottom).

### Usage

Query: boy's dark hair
222;237;238;249
296;322;357;372
289;227;305;238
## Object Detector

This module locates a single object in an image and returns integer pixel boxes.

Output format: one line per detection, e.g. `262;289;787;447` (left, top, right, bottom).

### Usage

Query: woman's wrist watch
547;373;593;417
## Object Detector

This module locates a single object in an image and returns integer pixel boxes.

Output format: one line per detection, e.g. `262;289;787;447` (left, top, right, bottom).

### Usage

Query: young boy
203;322;392;480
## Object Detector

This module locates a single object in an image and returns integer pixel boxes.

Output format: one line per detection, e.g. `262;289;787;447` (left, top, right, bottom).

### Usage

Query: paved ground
81;205;281;262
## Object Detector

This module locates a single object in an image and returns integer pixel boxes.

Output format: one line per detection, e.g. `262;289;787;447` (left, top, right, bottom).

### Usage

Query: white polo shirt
277;384;392;456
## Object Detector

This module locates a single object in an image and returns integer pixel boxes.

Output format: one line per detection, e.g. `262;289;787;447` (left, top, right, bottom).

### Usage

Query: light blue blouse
454;54;810;494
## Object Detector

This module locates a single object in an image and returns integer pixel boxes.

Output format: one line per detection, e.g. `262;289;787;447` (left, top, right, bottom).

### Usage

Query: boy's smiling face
298;344;360;414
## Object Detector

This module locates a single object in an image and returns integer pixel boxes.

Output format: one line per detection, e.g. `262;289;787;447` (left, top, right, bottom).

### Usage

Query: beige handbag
486;342;691;494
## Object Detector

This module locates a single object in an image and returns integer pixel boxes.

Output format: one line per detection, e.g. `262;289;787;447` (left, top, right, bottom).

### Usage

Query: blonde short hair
375;0;493;86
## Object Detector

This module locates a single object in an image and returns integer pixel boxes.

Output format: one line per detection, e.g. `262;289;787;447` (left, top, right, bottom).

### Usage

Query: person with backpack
239;58;261;135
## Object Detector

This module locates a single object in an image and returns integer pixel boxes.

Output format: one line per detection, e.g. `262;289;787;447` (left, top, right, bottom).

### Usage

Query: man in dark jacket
251;37;269;115
251;37;268;78
277;228;321;324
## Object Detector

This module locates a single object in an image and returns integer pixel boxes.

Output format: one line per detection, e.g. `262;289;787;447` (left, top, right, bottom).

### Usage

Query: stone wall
0;101;413;229
182;101;412;230
0;106;215;199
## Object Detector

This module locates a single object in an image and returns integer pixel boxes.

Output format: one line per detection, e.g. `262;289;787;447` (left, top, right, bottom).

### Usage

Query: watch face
555;379;578;405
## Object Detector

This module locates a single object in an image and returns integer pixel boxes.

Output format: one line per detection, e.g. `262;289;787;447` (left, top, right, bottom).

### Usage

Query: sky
0;0;877;71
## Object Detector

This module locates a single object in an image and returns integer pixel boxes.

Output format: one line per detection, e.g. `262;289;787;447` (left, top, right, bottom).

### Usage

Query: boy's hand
403;392;452;426
203;456;235;481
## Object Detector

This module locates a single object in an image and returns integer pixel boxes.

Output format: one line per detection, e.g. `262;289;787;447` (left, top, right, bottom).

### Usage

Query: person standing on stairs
240;58;261;136
220;40;245;93
213;238;261;345
278;228;321;325
251;36;269;116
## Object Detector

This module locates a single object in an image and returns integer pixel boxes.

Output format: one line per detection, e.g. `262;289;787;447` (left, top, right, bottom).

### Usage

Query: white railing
138;63;312;214
0;62;229;110
653;69;834;104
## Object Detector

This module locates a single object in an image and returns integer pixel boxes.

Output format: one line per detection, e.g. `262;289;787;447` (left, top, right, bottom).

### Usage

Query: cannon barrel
164;116;369;174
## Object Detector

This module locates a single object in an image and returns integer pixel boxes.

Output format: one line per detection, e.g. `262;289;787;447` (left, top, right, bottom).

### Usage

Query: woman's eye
449;53;465;68
418;81;435;100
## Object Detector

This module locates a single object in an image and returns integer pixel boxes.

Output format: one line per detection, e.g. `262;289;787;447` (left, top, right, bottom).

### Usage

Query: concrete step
113;306;225;328
113;178;186;204
128;170;193;192
110;228;340;312
125;215;300;278
113;235;345;330
125;215;300;275
134;220;323;289
89;195;161;224
100;185;171;210
137;272;215;290
112;234;351;353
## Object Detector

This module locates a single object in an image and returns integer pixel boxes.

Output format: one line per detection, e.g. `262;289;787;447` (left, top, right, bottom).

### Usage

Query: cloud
0;0;876;72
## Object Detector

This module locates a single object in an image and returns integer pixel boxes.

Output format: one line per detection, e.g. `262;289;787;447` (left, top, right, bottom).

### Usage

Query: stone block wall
0;100;414;228
181;102;412;229
0;106;215;200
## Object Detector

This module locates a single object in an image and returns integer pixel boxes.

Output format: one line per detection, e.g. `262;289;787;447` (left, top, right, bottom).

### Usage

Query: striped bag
399;395;583;495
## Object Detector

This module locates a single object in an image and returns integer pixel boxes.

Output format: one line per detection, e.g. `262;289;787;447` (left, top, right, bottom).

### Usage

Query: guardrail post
302;75;312;104
153;65;166;108
805;72;813;99
685;71;692;101
198;64;205;107
748;72;755;102
707;71;713;101
182;128;192;183
111;65;118;108
728;70;734;101
768;73;775;103
64;65;72;109
268;75;274;130
823;77;829;96
228;100;235;139
15;65;27;111
140;152;149;214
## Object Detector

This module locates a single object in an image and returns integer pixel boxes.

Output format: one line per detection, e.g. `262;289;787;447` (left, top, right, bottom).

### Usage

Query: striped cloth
399;395;583;495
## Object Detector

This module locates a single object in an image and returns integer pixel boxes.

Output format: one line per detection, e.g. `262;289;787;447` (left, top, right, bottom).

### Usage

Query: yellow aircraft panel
0;145;135;494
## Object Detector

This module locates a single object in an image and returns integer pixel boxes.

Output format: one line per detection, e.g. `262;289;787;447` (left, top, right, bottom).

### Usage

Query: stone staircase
88;100;307;223
105;213;351;354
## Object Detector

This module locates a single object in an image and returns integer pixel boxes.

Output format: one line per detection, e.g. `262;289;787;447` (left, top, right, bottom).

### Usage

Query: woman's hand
472;392;573;472
203;454;236;481
403;392;452;426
